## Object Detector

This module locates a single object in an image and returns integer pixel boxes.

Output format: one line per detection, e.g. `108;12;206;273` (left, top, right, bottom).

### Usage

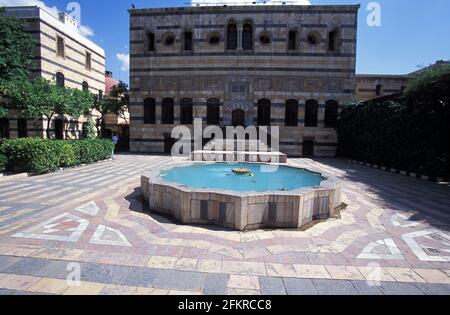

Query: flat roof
356;74;411;79
129;4;361;15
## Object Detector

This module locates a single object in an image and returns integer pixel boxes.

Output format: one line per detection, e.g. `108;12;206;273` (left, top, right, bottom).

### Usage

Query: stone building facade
129;5;359;157
356;74;410;102
1;6;105;140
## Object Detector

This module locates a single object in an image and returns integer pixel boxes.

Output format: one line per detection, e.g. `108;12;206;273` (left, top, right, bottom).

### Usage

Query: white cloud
191;0;311;6
0;0;95;38
116;53;130;72
78;25;94;37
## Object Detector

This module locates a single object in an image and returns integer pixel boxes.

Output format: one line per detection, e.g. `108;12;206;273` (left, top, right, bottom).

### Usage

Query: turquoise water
161;163;325;192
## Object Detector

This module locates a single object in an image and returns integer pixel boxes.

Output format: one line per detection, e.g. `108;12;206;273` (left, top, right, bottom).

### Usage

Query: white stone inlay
402;229;450;262
89;225;132;247
75;201;100;217
12;213;89;242
391;213;421;228
357;238;404;260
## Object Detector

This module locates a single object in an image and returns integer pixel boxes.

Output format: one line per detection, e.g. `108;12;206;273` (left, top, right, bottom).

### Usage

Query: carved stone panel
159;78;176;90
304;79;321;92
323;78;341;92
257;78;272;91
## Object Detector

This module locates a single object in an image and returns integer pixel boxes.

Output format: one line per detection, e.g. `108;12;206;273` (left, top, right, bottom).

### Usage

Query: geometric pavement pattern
0;154;449;295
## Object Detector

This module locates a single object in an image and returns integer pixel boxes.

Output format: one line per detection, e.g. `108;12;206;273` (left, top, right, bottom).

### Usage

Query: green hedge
0;138;114;174
337;66;450;179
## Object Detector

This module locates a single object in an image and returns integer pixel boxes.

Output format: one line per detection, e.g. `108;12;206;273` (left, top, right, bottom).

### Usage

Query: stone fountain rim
142;161;342;197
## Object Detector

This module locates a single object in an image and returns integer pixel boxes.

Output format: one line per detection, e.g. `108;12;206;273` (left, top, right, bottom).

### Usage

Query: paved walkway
0;154;449;295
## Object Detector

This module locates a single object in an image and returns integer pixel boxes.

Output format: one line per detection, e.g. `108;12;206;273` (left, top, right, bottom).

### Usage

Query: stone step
204;139;271;151
191;150;287;164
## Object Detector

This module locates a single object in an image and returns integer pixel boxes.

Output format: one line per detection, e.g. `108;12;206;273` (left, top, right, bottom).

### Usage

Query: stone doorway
232;109;245;127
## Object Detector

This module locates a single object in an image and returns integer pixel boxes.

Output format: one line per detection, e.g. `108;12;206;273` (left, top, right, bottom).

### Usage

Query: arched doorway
232;109;245;127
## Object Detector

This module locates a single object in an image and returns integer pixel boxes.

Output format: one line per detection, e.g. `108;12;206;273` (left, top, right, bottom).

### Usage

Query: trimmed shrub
57;141;78;168
0;153;7;172
0;138;114;174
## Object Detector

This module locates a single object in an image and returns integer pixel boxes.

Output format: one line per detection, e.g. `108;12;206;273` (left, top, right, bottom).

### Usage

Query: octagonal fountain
141;163;342;231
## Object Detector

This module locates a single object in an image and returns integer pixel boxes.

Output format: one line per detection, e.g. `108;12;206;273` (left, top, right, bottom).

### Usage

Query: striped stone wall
356;74;410;102
3;6;105;140
129;5;360;157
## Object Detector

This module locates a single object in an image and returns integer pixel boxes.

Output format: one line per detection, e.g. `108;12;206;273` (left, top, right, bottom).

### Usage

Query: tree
0;8;35;83
0;9;35;118
404;64;450;111
3;77;94;139
108;81;130;124
94;81;129;137
83;115;97;139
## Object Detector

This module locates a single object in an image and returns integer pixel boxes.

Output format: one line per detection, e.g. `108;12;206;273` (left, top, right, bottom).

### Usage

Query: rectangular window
288;30;297;51
184;31;193;51
57;36;65;57
85;52;92;70
147;32;155;52
144;99;156;124
328;31;336;52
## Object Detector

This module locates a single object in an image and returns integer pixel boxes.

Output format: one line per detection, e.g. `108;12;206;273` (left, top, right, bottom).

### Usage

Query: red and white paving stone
0;154;449;295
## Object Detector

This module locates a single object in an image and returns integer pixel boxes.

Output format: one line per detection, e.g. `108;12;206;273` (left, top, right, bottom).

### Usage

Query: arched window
257;99;271;126
206;98;220;125
305;100;319;127
143;98;156;124
285;99;299;126
54;119;64;140
98;90;103;100
180;98;193;124
242;21;253;50
0;117;10;139
82;81;89;92
18;118;28;138
161;98;174;124
324;100;339;128
56;72;65;88
288;30;297;51
226;22;237;50
376;84;383;96
328;29;339;52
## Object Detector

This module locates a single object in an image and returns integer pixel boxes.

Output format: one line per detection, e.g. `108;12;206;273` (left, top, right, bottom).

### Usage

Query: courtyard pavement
0;154;449;295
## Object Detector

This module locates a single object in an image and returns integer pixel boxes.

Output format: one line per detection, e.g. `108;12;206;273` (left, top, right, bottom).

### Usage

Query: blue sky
5;0;449;84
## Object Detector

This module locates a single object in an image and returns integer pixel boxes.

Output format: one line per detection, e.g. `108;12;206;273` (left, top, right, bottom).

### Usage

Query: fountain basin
141;163;342;231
